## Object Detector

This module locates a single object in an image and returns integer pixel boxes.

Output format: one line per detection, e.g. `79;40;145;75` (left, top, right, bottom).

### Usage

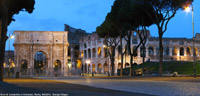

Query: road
37;76;200;96
2;78;151;96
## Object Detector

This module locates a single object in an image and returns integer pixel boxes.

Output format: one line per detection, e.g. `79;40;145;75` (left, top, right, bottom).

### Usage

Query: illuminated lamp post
184;4;196;78
8;34;14;77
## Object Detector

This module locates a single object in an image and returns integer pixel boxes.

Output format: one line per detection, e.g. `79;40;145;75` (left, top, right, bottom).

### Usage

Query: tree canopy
0;0;35;25
0;0;35;81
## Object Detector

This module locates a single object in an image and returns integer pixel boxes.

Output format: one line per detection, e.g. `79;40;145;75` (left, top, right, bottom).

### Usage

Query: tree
109;0;157;76
0;0;35;81
96;13;120;76
141;0;193;76
109;0;129;76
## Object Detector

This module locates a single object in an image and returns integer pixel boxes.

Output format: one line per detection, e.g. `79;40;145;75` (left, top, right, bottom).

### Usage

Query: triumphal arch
14;31;69;76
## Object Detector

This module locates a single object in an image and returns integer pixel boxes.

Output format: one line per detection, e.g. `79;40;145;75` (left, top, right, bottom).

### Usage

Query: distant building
4;51;15;68
79;31;200;75
64;24;89;72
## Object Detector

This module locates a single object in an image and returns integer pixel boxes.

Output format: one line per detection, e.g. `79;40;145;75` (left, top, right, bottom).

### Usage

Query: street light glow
184;6;191;13
10;35;14;39
86;60;91;64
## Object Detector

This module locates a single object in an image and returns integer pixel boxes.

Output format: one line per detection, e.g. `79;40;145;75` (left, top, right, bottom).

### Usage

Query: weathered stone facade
64;24;88;74
14;31;69;76
80;31;200;74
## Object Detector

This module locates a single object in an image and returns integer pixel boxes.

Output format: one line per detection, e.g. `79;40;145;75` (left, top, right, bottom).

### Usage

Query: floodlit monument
80;31;200;74
14;31;69;76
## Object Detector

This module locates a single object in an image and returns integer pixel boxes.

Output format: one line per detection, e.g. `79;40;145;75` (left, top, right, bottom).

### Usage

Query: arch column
146;47;149;57
137;47;140;57
184;47;187;56
169;47;172;56
101;47;104;58
95;64;98;73
177;47;180;56
96;48;98;58
153;47;156;56
101;64;104;73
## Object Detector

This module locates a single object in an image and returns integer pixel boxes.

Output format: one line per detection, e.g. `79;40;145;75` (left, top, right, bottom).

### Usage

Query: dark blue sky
6;0;200;50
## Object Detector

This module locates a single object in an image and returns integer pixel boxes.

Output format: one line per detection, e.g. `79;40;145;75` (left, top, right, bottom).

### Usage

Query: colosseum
79;31;200;74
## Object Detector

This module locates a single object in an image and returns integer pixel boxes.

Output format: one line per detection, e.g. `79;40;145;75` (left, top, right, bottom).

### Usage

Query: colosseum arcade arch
14;31;69;76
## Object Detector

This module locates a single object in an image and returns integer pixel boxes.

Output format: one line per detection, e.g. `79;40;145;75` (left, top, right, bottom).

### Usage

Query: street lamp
184;5;196;78
8;33;14;77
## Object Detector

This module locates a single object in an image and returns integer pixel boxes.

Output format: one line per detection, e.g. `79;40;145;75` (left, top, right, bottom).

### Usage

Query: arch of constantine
14;31;69;76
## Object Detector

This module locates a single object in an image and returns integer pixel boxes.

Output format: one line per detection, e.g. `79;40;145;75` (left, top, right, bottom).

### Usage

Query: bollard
92;72;94;77
16;72;19;78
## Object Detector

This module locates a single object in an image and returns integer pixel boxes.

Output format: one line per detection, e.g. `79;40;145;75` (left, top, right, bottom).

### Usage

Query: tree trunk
159;29;163;76
120;36;123;76
111;57;115;76
0;17;8;81
142;45;145;76
111;46;115;76
129;55;133;76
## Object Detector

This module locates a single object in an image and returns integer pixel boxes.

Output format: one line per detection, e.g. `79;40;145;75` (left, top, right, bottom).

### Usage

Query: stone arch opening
172;46;177;56
164;46;169;56
97;63;102;73
187;47;191;56
195;47;198;56
92;64;95;72
98;47;102;57
54;60;61;72
118;63;121;69
20;60;28;75
104;47;109;57
88;49;91;58
84;50;87;58
148;46;154;55
81;50;84;58
92;48;96;58
104;63;108;73
180;47;184;56
34;51;47;75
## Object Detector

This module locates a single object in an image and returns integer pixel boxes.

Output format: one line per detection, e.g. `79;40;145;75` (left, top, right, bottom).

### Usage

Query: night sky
6;0;200;50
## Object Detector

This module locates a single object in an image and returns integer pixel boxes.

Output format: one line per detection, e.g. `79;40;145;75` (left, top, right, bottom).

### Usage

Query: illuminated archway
104;63;108;73
187;47;191;56
98;47;102;57
54;60;61;72
92;64;95;72
172;46;177;56
195;47;198;56
118;63;121;69
92;48;96;58
20;60;28;75
97;63;102;73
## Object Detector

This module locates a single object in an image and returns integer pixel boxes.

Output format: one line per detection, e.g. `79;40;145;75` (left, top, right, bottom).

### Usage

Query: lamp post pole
192;5;196;78
8;34;11;77
63;34;65;76
8;33;14;77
